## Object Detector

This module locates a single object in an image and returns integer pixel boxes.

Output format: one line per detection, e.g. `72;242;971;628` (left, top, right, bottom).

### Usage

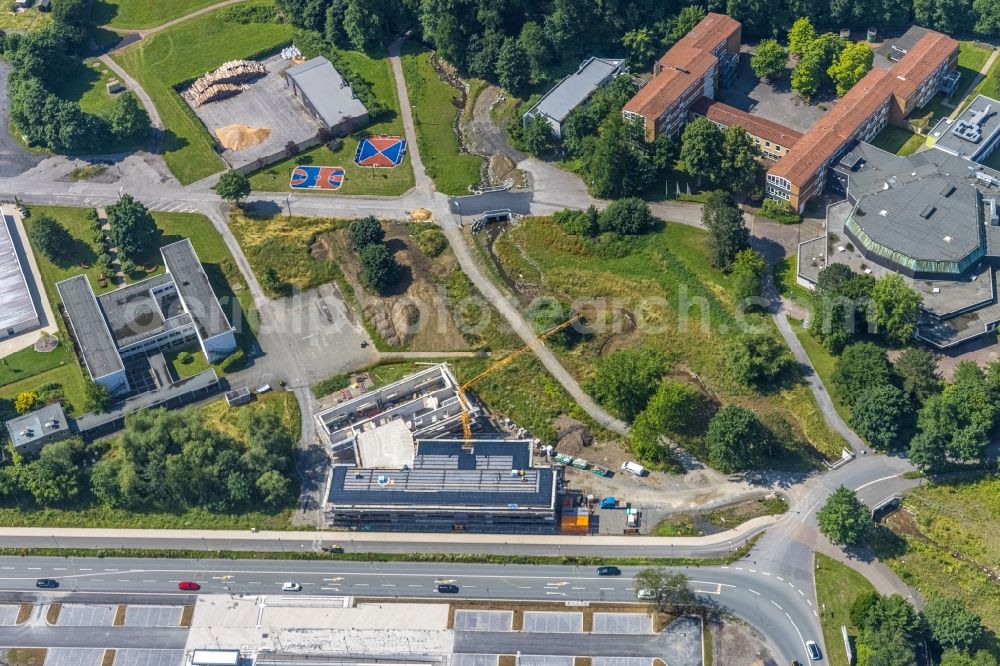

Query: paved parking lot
593;658;652;666
114;649;185;666
522;612;582;633
125;606;182;628
454;610;513;632
45;648;103;666
57;604;115;626
592;613;649;635
451;655;499;666
0;604;19;626
519;657;573;666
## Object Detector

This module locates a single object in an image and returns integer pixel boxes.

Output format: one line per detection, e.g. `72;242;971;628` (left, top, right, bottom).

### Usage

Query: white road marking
545;592;566;596
748;589;760;596
53;568;66;571
854;473;902;493
771;600;782;610
798;589;804;596
761;572;771;576
776;576;784;581
380;584;396;587
749;569;756;573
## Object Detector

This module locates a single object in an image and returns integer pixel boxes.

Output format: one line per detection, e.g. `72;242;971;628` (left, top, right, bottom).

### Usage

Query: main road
0;556;814;662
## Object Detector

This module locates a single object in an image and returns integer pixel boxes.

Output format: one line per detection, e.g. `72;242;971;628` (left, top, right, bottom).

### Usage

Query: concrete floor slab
454;610;513;632
592;613;650;635
44;647;103;666
114;648;185;666
522;611;582;633
125;606;183;628
593;658;651;666
451;655;499;666
518;657;573;666
0;604;19;626
56;604;115;626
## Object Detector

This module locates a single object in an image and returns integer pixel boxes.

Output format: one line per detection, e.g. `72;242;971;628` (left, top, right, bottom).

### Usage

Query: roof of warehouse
0;215;38;331
529;57;624;124
284;56;368;126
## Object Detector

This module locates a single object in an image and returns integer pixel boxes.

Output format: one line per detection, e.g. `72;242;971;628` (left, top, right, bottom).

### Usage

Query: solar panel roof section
160;239;232;339
530;58;624;124
56;274;124;380
0;214;37;331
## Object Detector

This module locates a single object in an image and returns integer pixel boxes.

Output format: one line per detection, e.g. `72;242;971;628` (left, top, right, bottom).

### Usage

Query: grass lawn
0;392;301;530
164;348;210;380
911;41;994;129
814;553;877;666
50;59;146;154
0;341;74;390
873;476;1000;651
249;45;415;195
401;45;483;195
959;47;1000;114
112;2;293;184
788;317;852;426
870;125;927;156
0;364;88;419
92;0;225;29
0;7;52;32
486;217;846;462
773;255;813;305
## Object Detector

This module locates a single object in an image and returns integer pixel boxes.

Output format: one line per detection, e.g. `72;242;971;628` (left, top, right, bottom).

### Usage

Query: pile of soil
553;415;593;454
410;208;433;221
216;124;270;151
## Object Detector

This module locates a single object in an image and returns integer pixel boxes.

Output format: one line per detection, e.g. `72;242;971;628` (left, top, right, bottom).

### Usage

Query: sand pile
410;208;433;221
216;124;271;151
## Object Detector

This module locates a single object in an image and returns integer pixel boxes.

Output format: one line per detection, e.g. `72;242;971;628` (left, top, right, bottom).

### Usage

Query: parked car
621;461;647;476
255;384;272;394
596;566;621;576
806;641;821;661
321;545;344;553
35;579;58;589
178;581;201;591
281;582;302;592
437;584;460;594
636;588;657;600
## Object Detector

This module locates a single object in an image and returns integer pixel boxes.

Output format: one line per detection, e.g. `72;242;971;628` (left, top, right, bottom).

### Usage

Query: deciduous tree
106;194;158;262
720;125;760;193
680;117;725;185
496;37;530;97
923;596;984;653
359;243;401;295
787;17;816;57
850;383;911;450
701;190;750;270
705;404;767;472
26;214;72;263
730;248;769;302
871;273;921;346
213;171;252;206
632;568;695;612
725;332;791;388
893;347;941;403
832;342;892;407
585;347;667;421
349;216;385;251
107;92;150;140
817;485;873;545
751;39;788;81
828;41;873;96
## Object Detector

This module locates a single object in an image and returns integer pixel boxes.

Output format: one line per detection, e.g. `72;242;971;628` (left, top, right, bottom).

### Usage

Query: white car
636;588;657;600
806;641;821;660
281;582;302;592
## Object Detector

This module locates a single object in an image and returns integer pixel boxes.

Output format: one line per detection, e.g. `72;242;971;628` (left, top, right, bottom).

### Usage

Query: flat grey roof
0;215;37;331
57;274;124;380
527;57;624;124
930;95;1000;160
285;56;368;127
97;273;180;347
5;403;69;449
853;174;983;263
160;239;232;340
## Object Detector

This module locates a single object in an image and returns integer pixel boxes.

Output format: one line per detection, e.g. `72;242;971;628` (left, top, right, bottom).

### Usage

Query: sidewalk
0;514;779;549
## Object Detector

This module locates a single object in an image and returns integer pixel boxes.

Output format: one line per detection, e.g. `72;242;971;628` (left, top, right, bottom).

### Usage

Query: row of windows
766;186;790;200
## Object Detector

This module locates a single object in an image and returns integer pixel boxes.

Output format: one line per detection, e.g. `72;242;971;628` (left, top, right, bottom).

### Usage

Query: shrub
758;198;801;224
312;373;353;399
349;216;385;252
415;227;447;257
360;244;402;295
219;349;246;373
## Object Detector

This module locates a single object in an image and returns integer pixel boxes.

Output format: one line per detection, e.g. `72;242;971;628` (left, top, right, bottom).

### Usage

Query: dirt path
464;86;526;163
388;38;434;195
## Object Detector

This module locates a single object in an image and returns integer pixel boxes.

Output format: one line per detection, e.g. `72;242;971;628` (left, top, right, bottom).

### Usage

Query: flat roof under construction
0;215;37;332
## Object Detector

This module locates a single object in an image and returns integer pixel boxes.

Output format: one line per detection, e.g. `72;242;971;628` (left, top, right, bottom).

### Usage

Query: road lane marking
854;473;902;493
761;572;770;576
545;592;566;596
380;584;396;587
54;568;66;571
771;600;782;610
776;576;784;581
748;589;760;596
749;569;756;573
798;589;804;596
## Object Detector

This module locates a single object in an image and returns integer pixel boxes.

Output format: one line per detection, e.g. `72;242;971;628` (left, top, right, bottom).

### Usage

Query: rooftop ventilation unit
920;205;936;219
944;235;953;243
879;210;888;216
940;182;956;197
951;104;994;144
976;171;1000;188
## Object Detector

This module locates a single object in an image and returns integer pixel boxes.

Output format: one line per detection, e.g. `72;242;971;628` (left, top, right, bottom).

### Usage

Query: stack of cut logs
186;60;266;106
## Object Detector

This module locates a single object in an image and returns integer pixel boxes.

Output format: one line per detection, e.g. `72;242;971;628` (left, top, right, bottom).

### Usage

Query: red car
178;581;200;591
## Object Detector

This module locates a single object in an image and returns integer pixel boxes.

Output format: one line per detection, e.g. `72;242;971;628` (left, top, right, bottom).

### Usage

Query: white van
621;461;647;476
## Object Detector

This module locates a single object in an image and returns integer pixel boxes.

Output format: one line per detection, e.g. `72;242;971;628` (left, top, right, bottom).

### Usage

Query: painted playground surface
355;135;407;168
290;165;346;190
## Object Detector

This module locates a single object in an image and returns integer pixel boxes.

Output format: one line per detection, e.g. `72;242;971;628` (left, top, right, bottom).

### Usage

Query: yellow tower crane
457;314;582;444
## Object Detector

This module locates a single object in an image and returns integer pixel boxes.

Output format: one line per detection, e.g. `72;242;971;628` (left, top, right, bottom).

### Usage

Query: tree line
2;0;150;154
280;0;1000;92
0;406;296;513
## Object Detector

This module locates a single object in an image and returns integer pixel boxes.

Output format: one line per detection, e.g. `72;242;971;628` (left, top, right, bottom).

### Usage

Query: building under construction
316;364;559;533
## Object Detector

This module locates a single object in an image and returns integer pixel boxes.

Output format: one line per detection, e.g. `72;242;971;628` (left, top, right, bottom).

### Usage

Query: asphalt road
0;557;820;663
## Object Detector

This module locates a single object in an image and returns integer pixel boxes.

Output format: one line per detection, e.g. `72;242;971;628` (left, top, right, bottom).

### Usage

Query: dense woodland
280;0;1000;87
1;0;150;153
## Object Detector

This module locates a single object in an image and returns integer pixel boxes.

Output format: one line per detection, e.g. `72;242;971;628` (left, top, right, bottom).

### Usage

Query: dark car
437;584;460;594
321;545;344;554
178;581;201;591
35;579;58;589
596;566;622;576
